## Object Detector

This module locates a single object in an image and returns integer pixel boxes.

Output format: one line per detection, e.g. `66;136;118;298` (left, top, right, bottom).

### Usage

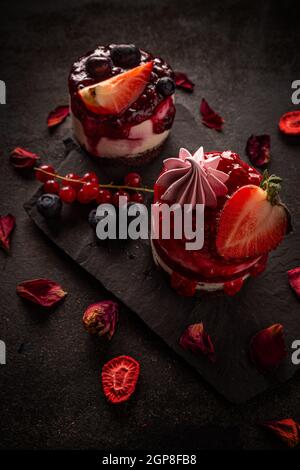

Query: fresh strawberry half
79;61;153;115
101;355;140;404
216;172;291;259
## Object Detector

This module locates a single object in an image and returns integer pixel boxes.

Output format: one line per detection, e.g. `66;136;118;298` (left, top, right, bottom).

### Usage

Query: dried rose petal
179;322;216;362
261;418;300;448
16;279;67;307
246;134;270;167
82;300;119;339
250;323;287;373
200;98;224;131
288;267;300;298
171;272;197;297
47;105;70;128
10;147;40;169
0;214;16;252
174;72;194;92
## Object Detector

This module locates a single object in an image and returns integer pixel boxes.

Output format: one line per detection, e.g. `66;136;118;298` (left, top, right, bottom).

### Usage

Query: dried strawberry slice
101;355;140;404
279;111;300;135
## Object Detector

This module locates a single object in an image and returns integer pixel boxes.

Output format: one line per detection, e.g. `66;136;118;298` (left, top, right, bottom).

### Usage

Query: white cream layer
71;112;169;158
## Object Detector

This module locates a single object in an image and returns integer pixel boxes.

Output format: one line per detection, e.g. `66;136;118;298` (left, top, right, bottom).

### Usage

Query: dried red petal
174;72;195;92
47;105;70;128
279;111;300;135
288;267;300;298
0;214;16;252
171;272;197;297
82;300;119;339
246;134;270;167
200;98;224;131
179;322;216;362
10;147;40;169
16;278;67;307
261;418;300;448
250;323;287;373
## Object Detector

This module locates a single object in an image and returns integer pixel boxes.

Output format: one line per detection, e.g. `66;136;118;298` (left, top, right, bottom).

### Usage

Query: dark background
1;0;300;450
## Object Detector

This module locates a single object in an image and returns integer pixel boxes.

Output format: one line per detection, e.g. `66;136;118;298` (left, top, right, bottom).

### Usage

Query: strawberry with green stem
216;170;292;259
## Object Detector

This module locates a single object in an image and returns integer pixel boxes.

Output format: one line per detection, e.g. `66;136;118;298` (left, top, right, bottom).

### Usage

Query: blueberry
110;44;141;68
88;209;106;228
86;55;112;79
156;77;175;97
37;194;62;218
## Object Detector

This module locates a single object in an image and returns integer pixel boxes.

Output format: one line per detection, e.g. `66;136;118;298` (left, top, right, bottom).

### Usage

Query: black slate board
24;104;300;403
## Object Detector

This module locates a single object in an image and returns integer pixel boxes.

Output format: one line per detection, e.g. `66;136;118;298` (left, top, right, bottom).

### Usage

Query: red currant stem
34;167;154;193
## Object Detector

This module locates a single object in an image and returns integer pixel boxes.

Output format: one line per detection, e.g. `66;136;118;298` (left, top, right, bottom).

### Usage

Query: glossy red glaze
153;151;267;289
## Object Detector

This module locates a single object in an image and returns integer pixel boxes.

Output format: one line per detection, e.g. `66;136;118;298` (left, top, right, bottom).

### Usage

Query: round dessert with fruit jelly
68;44;176;164
151;148;270;296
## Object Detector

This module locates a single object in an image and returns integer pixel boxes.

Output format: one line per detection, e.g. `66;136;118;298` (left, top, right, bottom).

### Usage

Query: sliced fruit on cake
216;172;291;259
79;61;153;115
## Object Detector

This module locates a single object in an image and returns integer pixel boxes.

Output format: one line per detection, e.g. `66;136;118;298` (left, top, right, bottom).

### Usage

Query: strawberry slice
101;355;140;404
216;172;291;259
79;61;153;115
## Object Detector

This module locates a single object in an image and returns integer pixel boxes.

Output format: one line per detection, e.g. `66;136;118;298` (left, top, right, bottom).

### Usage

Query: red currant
82;172;99;185
64;173;82;191
77;182;99;204
96;189;113;204
124;172;142;188
112;190;129;206
35;165;56;183
43;179;60;194
130;192;144;203
59;186;76;203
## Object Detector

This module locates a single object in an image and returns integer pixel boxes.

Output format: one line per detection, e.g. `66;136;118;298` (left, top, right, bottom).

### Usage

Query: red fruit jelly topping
68;45;176;145
153;151;266;287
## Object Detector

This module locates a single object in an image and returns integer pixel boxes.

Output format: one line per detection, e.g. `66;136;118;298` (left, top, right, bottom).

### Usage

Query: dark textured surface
25;105;300;404
1;0;300;450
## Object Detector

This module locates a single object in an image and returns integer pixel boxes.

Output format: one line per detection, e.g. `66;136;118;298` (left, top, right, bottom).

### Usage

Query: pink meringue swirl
156;147;229;208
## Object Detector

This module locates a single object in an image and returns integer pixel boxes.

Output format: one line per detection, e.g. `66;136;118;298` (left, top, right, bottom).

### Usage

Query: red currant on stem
130;192;144;203
59;186;76;203
35;165;56;183
112;190;129;206
96;189;113;204
82;172;99;185
77;182;99;204
64;173;82;191
124;172;142;188
43;179;60;194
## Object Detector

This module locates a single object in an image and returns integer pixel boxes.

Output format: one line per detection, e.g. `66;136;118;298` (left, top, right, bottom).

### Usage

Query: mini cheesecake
68;44;176;164
151;147;290;296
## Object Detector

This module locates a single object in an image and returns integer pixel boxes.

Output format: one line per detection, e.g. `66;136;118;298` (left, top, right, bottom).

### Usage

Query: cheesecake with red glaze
151;147;290;296
68;44;176;163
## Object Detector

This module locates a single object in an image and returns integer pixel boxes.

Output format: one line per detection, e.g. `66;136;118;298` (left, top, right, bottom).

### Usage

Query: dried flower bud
250;323;287;373
16;278;67;307
82;301;119;340
0;213;16;252
10;147;40;169
179;322;216;362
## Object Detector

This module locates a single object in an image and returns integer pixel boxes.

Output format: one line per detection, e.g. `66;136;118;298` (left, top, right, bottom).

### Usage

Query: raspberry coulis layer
68;45;176;146
153;150;266;284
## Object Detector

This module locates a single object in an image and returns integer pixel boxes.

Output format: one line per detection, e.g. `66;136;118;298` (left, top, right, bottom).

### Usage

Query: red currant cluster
35;165;146;206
